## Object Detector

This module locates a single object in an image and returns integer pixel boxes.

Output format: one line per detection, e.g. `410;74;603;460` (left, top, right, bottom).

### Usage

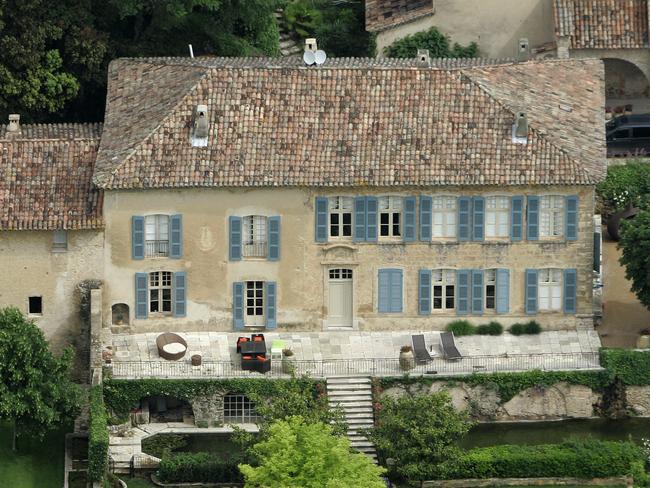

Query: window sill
51;247;68;253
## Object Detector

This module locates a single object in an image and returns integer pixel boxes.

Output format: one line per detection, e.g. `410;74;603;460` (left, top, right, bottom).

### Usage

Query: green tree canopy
0;307;81;449
239;416;386;488
384;27;478;59
368;392;473;484
619;210;650;309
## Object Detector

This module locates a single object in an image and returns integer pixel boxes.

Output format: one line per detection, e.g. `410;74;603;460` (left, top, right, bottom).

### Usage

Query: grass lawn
0;422;68;488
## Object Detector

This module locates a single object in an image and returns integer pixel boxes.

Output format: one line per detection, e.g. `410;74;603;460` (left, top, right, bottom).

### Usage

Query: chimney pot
7;114;20;133
305;38;317;53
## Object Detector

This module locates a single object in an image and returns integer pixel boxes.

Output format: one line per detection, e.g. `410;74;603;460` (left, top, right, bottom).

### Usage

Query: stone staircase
326;376;377;463
274;9;302;56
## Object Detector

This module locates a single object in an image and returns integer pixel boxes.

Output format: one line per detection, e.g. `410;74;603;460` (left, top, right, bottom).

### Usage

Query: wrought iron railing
242;242;267;258
145;240;169;257
109;352;601;379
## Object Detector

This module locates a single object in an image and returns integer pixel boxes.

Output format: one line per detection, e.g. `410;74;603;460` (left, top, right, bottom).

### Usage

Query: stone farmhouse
0;55;605;349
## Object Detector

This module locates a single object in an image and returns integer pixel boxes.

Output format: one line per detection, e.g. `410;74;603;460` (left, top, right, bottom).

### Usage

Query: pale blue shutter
564;269;577;314
378;270;390;313
366;197;378;242
266;282;277;328
132;216;145;260
471;269;483;314
268;216;281;261
229;216;242;261
173;272;187;317
233;282;244;330
457;270;470;315
418;269;431;315
390;269;403;313
458;197;472;241
419;196;432;241
527;196;539;241
472;197;485;242
403;197;416;242
135;273;148;319
315;197;328;243
510;196;524;242
354;197;366;242
566;195;578;241
496;269;510;314
170;214;183;258
525;269;538;315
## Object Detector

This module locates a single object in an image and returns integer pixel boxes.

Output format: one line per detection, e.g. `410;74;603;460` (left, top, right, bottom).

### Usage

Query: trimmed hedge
158;452;243;483
446;320;476;336
508;321;542;335
600;348;650;385
88;385;109;482
476;321;503;336
435;440;643;480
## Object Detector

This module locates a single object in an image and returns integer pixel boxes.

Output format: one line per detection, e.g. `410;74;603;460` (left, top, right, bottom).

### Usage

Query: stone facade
190;393;225;427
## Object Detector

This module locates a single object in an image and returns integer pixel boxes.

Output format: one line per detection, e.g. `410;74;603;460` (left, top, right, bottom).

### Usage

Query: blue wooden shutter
458;197;472;241
593;232;601;273
229;216;242;261
233;282;244;330
418;269;431;315
419;196;432;241
403;197;416;242
390;269;403;313
525;269;538;315
527;196;539;241
268;216;281;261
472;197;485;242
354;197;366;242
566;195;578;241
366;197;378;242
315;197;328;243
378;269;390;313
266;281;277;328
510;196;524;242
170;214;183;258
496;268;510;314
564;268;577;314
132;216;145;260
457;269;470;315
173;272;187;317
135;272;148;319
471;269;484;314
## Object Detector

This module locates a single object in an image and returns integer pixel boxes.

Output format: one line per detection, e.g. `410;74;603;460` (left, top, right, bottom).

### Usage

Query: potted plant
282;348;296;374
399;345;415;371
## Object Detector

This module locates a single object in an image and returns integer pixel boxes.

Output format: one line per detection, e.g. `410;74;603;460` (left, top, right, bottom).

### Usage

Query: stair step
329;401;373;408
334;407;374;415
342;412;374;418
327;390;372;397
327;384;372;391
327;376;372;383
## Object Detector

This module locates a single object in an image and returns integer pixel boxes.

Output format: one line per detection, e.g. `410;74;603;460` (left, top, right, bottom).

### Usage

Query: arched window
112;303;130;325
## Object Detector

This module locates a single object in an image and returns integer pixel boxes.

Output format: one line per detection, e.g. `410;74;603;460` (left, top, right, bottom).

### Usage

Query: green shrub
158;452;243;483
601;348;650;385
384;27;478;59
508;323;524;335
142;434;188;459
435;439;643;480
88;386;109;482
597;161;650;213
476;321;503;336
446;320;476;336
508;321;541;335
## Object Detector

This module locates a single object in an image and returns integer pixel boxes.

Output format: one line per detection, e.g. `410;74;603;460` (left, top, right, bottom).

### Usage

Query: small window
52;230;68;251
379;196;402;238
485;269;496;310
28;296;43;315
329;197;353;238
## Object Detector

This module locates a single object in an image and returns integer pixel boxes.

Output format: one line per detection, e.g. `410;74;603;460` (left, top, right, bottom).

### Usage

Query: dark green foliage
446;320;476;336
619;210;650;309
88;386;109;482
314;0;375;57
283;0;322;38
476;321;503;336
508;321;541;335
158;452;243;483
141;434;188;459
597;161;650;213
384;27;478;59
601;348;650;385
434;439;643;480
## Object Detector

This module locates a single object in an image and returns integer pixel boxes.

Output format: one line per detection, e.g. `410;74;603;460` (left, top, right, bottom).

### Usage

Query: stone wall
190;393;225;427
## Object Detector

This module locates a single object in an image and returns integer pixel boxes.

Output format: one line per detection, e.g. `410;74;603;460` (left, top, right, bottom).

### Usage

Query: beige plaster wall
375;0;555;59
0;230;104;350
102;185;595;333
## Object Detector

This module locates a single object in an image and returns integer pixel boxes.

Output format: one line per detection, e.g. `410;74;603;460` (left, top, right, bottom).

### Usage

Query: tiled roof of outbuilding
0;124;103;230
365;0;433;33
94;56;606;190
554;0;649;49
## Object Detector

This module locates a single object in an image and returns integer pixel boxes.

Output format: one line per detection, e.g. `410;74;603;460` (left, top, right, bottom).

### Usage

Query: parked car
606;114;650;157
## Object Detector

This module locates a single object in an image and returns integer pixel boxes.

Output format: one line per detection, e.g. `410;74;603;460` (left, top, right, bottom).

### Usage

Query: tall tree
619;210;650;309
239;416;386;488
0;307;81;450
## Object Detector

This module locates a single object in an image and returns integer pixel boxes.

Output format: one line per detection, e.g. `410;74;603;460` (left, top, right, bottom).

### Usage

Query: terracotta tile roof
366;0;433;32
94;56;606;190
0;124;104;230
554;0;649;49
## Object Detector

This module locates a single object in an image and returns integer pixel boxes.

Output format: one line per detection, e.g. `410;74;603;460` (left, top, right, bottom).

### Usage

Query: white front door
328;269;353;328
245;281;265;326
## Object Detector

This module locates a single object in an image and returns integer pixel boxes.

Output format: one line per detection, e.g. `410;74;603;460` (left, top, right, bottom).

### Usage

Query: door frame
322;264;358;330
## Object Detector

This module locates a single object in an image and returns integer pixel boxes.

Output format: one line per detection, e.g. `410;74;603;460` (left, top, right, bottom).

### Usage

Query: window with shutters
329;197;353;238
379;196;402;238
242;215;267;258
540;196;564;238
149;271;172;314
432;269;455;310
485;269;496;310
432;196;457;238
246;281;265;325
485;196;509;238
145;215;170;257
538;268;562;311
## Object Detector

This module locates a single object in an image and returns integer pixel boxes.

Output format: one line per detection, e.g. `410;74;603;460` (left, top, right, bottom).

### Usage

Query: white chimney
513;111;529;142
7;114;20;133
417;49;431;66
305;38;317;53
191;105;209;147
